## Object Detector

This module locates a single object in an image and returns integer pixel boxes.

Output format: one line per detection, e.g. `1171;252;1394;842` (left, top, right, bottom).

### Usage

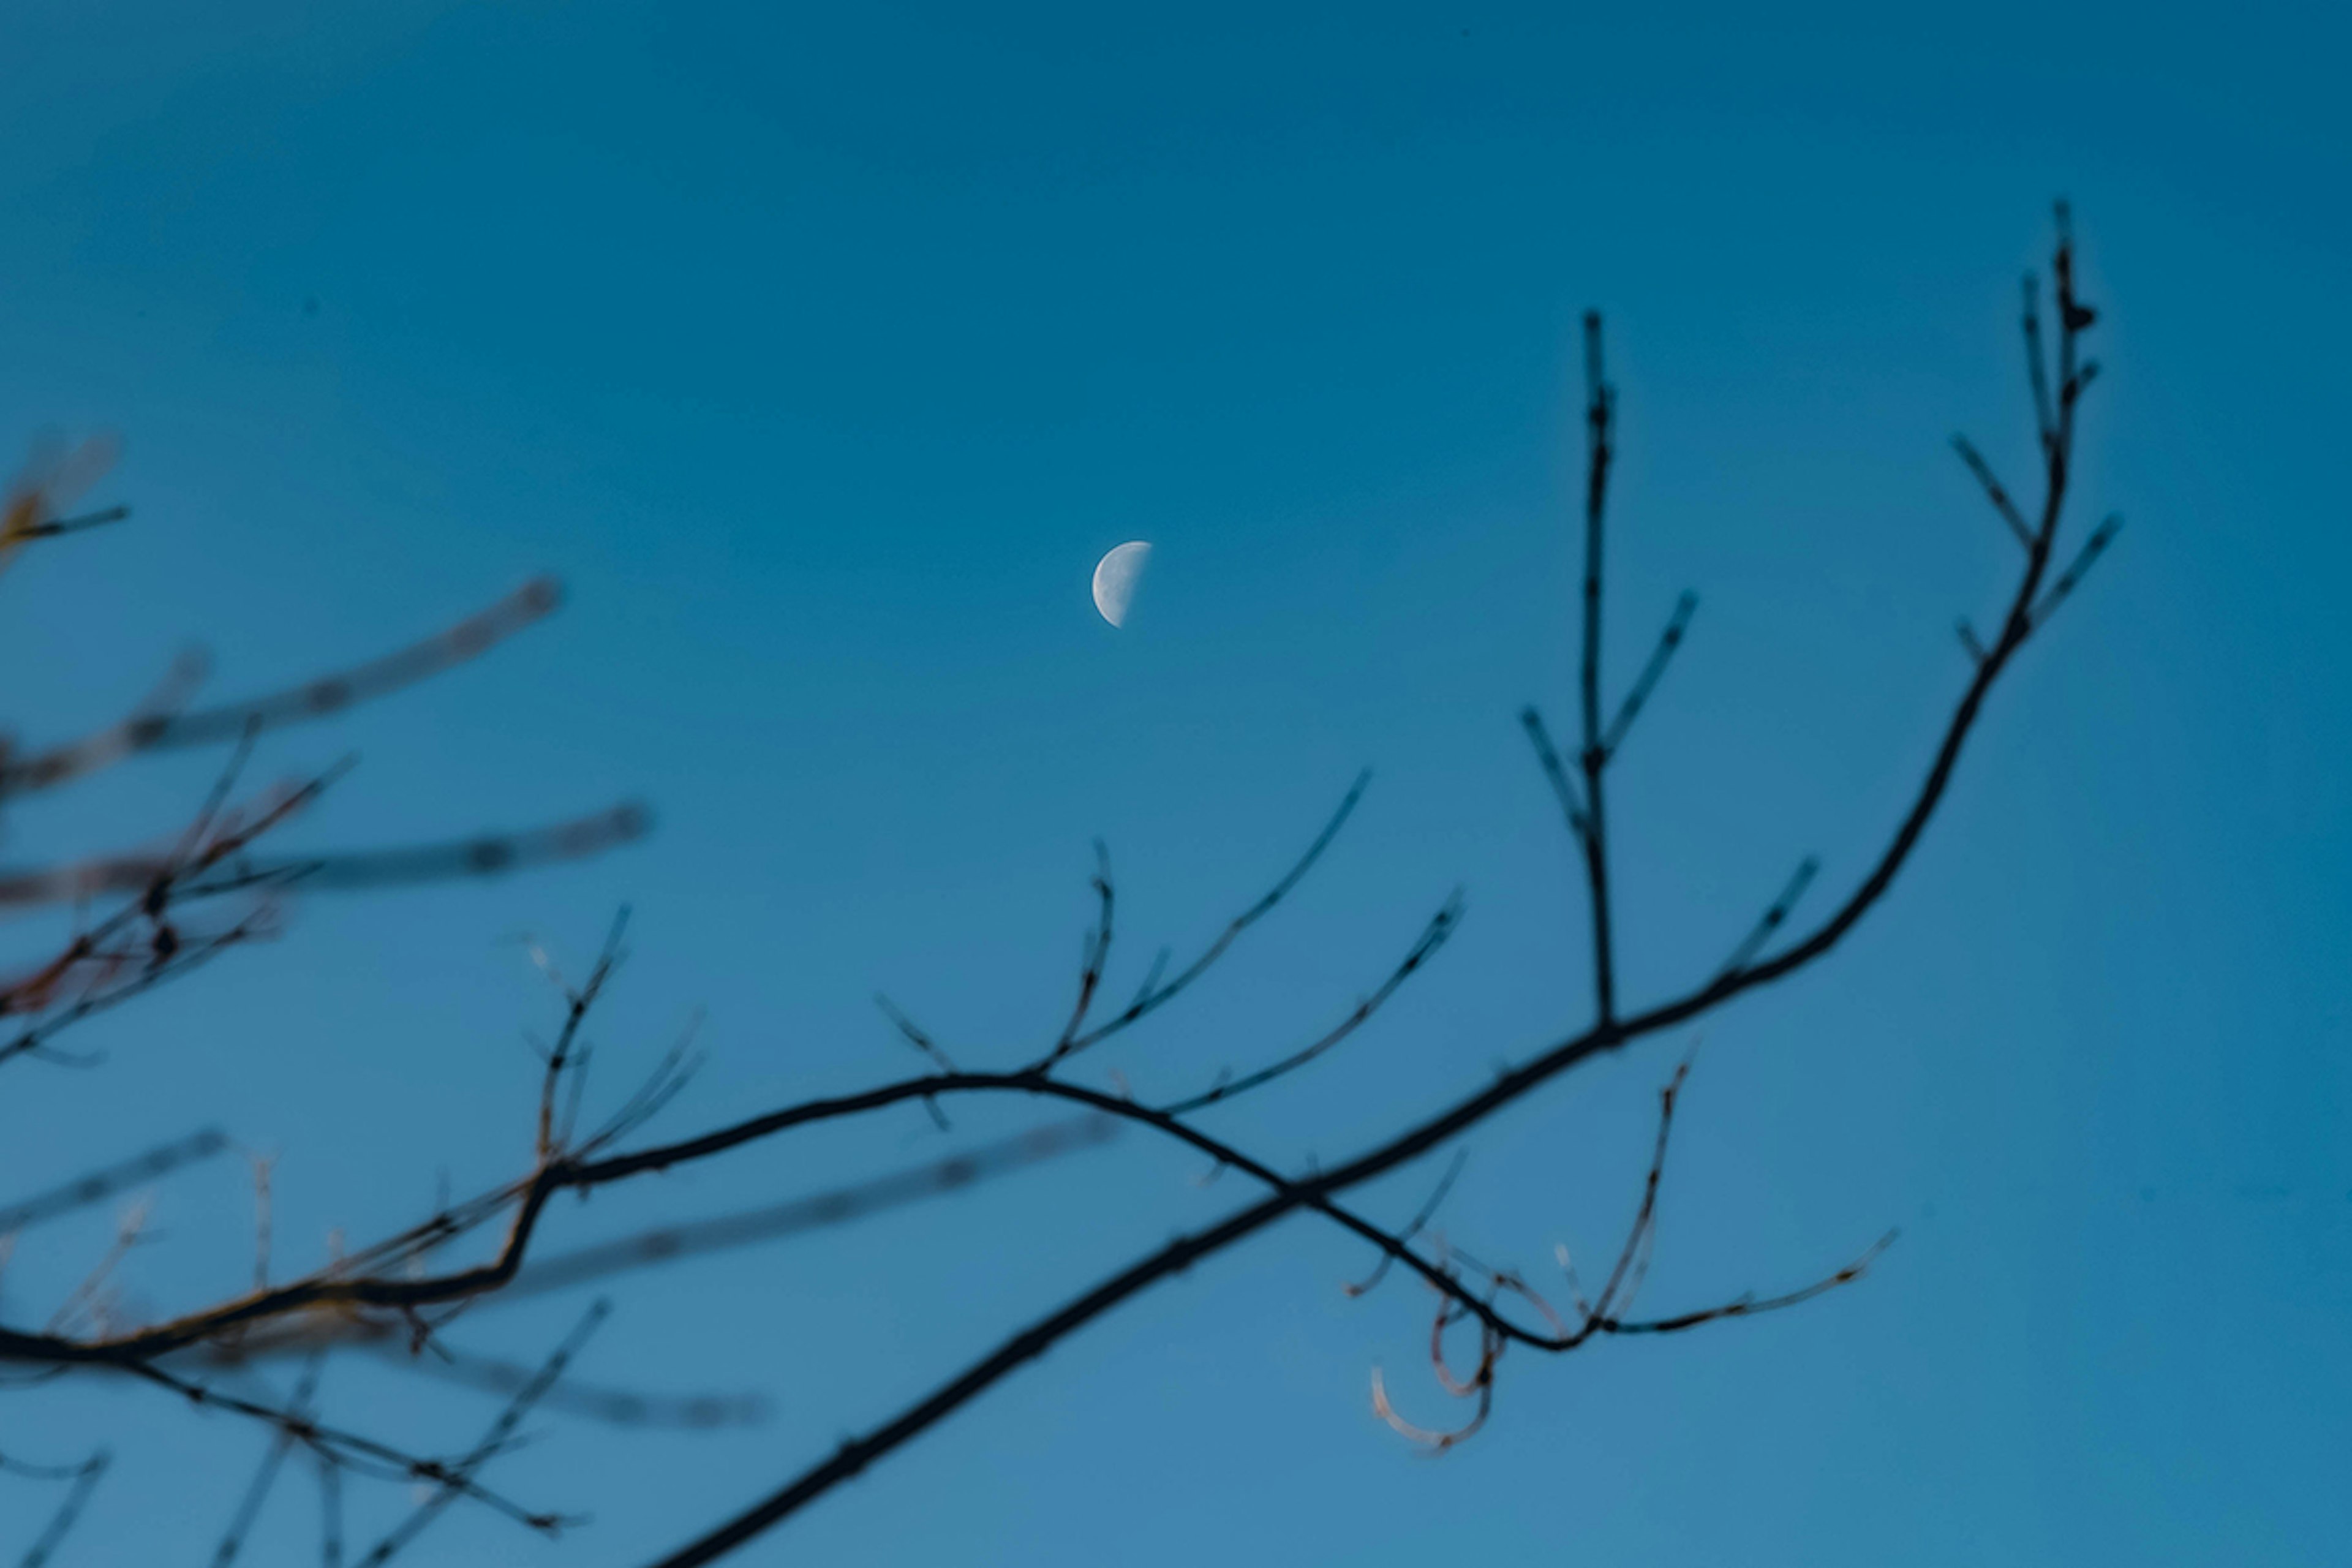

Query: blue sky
1;1;2346;1562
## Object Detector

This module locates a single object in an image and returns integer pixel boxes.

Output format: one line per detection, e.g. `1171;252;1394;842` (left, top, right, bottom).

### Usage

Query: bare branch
1950;434;2035;550
1955;619;1988;666
1059;770;1370;1055
2022;275;2056;448
1161;894;1463;1115
13;1447;110;1568
874;993;957;1074
1576;309;1620;1021
1602;591;1698;758
355;1340;768;1430
317;1454;344;1568
627;212;2110;1566
10;503;129;540
2031;514;2124;628
1044;840;1115;1064
1518;706;1589;840
356;1299;608;1566
0;1128;228;1235
129;1360;568;1536
540;909;630;1162
148;579;565;751
1717;857;1820;979
0;649;207;801
209;1353;324;1567
505;1118;1114;1305
1343;1149;1467;1299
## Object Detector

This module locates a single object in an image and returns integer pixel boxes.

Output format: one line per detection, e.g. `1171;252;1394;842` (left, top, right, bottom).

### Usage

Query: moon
1091;541;1152;628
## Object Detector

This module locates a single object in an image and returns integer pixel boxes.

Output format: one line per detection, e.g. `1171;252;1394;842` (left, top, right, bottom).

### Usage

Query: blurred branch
0;1128;228;1235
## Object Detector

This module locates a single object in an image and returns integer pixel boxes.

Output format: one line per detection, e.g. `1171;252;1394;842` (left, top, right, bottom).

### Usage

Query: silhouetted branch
0;648;207;801
1044;840;1116;1062
624;207;2111;1567
1518;706;1589;840
355;1300;607;1566
2022;276;2056;447
874;993;957;1073
1161;894;1463;1115
0;1128;228;1235
1717;857;1820;978
316;1454;344;1568
11;503;129;540
1058;770;1370;1055
1575;310;1620;1022
10;1446;109;1568
0;580;563;799
1342;1148;1467;1298
149;579;565;752
209;1353;323;1567
1950;434;2035;550
1602;591;1697;758
355;1340;769;1431
184;801;653;899
128;1359;570;1537
2032;513;2124;628
537;909;630;1162
503;1117;1116;1304
1;209;2124;1567
0;432;118;584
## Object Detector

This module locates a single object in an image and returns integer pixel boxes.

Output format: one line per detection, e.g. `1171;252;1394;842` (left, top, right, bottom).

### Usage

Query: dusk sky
1;2;2346;1563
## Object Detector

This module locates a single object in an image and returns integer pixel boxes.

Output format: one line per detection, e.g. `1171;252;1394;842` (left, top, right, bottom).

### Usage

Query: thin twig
1602;592;1698;757
1343;1150;1468;1298
15;1447;109;1568
0;1129;227;1235
209;1353;325;1567
356;1300;608;1565
1162;895;1463;1115
1950;434;2035;550
1060;771;1371;1055
1717;858;1820;979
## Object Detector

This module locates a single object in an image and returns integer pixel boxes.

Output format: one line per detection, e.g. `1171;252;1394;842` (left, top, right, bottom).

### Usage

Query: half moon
1091;541;1152;628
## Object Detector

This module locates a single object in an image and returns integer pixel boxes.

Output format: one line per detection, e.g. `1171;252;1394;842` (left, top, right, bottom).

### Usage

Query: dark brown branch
630;209;2109;1566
